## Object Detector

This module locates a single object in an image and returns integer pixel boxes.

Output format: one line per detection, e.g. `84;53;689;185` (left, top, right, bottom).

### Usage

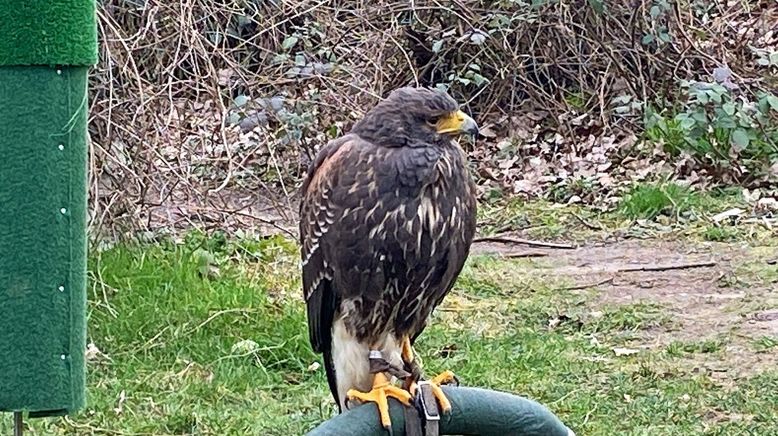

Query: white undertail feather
331;318;404;410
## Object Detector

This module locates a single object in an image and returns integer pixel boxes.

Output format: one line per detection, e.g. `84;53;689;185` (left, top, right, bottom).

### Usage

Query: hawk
300;87;478;429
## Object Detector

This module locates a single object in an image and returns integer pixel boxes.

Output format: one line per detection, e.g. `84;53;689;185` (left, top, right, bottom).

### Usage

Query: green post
0;0;98;426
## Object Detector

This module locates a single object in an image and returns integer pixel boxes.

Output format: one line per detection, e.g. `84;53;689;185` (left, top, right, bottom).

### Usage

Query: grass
477;183;774;246
617;182;740;220
2;213;776;434
702;225;739;242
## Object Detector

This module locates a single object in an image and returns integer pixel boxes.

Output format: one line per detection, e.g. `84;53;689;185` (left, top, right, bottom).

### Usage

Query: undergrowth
3;219;776;434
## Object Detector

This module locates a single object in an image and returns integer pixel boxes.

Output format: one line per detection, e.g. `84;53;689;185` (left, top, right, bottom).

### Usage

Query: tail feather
322;347;341;413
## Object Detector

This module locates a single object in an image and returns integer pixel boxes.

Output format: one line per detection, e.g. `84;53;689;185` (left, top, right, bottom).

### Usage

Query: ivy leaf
767;95;778;112
282;36;299;51
641;34;655;45
650;5;661;18
706;90;722;104
432;40;444;53
271;53;288;65
471;73;489;87
679;116;696;130
587;0;604;14
722;102;736;116
469;32;487;45
731;128;749;151
227;112;241;125
233;95;249;108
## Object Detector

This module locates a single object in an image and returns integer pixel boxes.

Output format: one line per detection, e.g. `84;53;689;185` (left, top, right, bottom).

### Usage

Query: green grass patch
3;235;776;435
588;303;671;333
618;183;696;219
617;182;745;221
754;336;778;353
666;339;725;357
702;225;739;242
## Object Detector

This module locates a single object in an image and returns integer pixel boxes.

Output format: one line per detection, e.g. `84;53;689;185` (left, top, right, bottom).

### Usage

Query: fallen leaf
231;339;259;354
478;125;497;138
711;208;744;222
85;342;102;361
114;390;126;415
613;347;640;356
756;197;778;212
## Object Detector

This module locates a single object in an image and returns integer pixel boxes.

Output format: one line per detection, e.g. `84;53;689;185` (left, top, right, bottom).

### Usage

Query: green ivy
644;80;778;178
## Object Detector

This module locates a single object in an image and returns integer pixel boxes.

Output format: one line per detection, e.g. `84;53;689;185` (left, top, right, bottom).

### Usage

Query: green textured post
308;386;576;436
0;0;97;419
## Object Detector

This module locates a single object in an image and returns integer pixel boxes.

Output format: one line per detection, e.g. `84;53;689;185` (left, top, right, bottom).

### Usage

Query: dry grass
89;1;777;237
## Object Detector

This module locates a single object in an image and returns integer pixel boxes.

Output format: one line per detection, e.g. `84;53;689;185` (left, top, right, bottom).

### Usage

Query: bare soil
473;238;778;378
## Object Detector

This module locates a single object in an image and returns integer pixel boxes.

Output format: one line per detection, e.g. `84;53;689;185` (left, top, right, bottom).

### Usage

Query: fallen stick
616;261;717;273
558;277;614;291
505;252;549;259
473;236;576;250
570;212;603;230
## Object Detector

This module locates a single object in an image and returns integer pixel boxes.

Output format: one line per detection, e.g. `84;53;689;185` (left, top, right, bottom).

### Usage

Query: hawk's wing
300;135;442;347
300;136;356;409
299;134;443;406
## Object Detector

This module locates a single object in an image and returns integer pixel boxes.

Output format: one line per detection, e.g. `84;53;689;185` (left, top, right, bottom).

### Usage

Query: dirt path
473;238;778;379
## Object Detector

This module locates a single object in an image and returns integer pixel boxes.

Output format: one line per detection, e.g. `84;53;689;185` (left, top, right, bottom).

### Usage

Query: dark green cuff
0;0;98;66
307;386;575;436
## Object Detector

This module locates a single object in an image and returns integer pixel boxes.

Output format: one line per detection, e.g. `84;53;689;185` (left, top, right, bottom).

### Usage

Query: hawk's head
352;87;478;148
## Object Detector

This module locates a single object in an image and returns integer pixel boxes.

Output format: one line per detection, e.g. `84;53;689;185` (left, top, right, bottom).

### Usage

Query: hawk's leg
346;351;412;431
400;336;458;413
400;336;421;394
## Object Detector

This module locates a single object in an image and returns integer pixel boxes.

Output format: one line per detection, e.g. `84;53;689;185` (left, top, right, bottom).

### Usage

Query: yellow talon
401;336;415;363
400;337;457;414
428;381;452;412
431;369;457;386
424;370;458;413
346;372;412;430
407;379;418;397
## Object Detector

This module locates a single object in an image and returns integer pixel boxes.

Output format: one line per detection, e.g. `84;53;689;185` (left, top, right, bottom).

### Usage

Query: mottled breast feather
301;134;476;346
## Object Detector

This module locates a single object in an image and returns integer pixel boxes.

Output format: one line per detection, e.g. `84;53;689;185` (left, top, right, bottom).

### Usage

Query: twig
504;252;548;259
473;236;576;249
189;308;257;334
616;261;717;273
557;277;614;291
570;212;603;230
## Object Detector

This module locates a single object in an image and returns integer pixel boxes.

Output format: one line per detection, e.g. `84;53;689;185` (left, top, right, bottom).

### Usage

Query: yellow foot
401;336;418;394
401;336;414;363
431;369;457;386
428;370;458;413
346;372;412;430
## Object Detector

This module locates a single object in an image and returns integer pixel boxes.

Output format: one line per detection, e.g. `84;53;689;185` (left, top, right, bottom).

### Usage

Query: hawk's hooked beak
436;110;479;137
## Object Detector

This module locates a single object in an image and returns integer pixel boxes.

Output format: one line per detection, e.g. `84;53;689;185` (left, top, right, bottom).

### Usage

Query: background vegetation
90;0;777;236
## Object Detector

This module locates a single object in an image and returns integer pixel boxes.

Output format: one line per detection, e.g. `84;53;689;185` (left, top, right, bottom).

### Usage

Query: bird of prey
300;87;478;430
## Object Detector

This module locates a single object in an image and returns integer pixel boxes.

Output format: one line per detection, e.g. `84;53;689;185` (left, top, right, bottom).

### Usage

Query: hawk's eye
426;116;439;127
